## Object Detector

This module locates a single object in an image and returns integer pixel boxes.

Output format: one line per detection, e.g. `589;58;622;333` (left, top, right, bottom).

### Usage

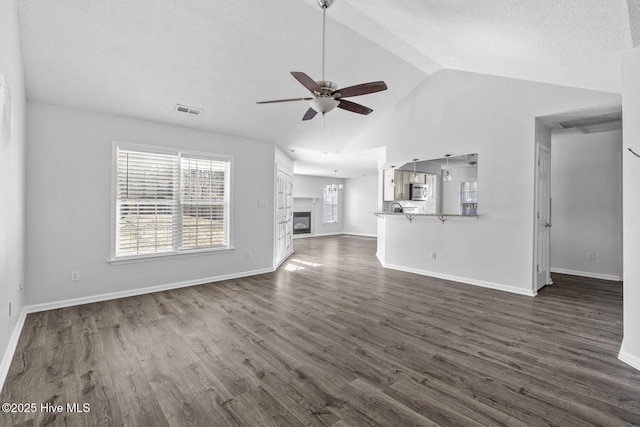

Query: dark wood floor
1;235;639;426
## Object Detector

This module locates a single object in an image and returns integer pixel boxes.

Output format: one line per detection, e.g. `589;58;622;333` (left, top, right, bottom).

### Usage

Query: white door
276;168;293;266
534;144;552;291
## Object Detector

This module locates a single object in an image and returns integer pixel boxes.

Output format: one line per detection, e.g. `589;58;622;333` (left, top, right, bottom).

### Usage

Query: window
460;179;478;215
113;143;230;259
323;184;340;224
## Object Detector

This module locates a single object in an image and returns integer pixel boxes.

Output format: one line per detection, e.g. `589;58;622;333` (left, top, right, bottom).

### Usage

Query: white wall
356;69;620;295
620;46;640;370
275;146;294;175
343;174;378;237
293;174;344;236
550;129;622;280
25;102;278;306
0;0;27;390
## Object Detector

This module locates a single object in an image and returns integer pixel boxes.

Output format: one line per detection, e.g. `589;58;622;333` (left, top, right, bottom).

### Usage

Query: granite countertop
372;211;477;217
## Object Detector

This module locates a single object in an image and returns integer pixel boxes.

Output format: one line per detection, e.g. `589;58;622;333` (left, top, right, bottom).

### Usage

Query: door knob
545;223;552;228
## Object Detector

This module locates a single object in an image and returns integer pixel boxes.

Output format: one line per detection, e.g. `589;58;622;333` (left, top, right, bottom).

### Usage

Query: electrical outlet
428;251;436;260
71;271;80;282
587;252;595;260
246;251;252;260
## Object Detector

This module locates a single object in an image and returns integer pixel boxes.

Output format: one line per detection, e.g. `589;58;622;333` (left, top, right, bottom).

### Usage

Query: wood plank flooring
1;235;639;426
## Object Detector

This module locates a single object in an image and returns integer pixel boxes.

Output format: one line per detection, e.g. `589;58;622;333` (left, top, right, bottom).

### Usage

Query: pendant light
330;169;343;191
412;158;419;183
443;155;452;182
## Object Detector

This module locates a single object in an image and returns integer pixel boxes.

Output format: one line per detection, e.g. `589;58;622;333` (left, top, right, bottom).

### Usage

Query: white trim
550;268;621;282
293;232;343;239
382;262;537;297
274;250;293;270
25;267;274;314
108;247;236;264
292;233;376;239
342;232;377;238
619;341;640;372
0;307;28;393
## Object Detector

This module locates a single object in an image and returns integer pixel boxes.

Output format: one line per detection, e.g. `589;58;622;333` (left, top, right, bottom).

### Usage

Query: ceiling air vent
556;111;622;133
175;104;203;116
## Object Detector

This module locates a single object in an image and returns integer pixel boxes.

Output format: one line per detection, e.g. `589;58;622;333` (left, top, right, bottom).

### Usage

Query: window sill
108;246;235;265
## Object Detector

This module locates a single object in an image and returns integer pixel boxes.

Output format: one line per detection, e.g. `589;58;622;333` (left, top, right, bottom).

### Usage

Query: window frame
322;184;340;224
459;178;478;215
109;141;233;263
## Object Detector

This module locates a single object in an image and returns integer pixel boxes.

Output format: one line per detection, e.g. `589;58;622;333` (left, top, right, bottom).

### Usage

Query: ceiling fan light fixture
309;97;339;114
318;0;334;8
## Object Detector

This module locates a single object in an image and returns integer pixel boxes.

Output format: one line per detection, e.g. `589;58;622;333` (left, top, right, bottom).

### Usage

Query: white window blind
323;185;339;224
459;179;478;215
115;145;230;259
180;156;229;249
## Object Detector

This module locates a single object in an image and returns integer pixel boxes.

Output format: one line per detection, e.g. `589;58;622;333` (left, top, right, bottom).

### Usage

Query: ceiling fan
256;0;388;121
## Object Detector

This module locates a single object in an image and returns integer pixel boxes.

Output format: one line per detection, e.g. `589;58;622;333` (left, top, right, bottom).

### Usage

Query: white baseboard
342;232;377;238
619;341;640;372
0;307;28;394
550;268;621;282
383;262;536;297
25;267;275;314
294;232;342;239
294;232;376;239
274;250;293;270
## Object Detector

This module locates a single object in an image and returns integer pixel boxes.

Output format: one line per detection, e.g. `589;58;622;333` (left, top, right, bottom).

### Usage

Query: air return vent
557;111;622;133
175;104;203;116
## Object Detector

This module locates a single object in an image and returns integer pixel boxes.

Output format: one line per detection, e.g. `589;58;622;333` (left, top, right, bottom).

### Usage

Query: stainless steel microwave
410;183;429;201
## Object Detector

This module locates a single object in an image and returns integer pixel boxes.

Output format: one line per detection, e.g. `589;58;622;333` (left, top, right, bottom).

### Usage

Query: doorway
533;109;623;294
549;129;623;282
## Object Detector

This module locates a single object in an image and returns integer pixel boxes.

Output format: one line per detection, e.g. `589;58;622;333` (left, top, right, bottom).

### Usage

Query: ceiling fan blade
334;81;387;98
337;99;373;115
291;71;322;94
302;108;318;121
256;97;313;104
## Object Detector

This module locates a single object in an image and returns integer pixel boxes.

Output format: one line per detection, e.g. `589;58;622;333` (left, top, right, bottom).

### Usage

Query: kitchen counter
373;211;478;223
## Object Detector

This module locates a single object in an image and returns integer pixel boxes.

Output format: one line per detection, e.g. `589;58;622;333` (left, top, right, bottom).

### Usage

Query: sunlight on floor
284;258;323;272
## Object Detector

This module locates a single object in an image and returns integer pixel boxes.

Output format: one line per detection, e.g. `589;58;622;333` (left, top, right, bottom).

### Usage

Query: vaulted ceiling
16;0;637;177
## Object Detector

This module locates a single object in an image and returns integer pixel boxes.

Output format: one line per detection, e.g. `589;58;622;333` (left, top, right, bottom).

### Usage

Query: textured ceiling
343;0;633;93
16;0;636;177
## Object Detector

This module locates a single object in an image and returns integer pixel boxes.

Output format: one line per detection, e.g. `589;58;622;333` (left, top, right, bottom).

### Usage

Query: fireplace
293;211;311;235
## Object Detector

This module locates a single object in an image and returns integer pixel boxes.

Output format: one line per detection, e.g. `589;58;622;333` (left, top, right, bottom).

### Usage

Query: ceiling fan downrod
319;0;334;81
